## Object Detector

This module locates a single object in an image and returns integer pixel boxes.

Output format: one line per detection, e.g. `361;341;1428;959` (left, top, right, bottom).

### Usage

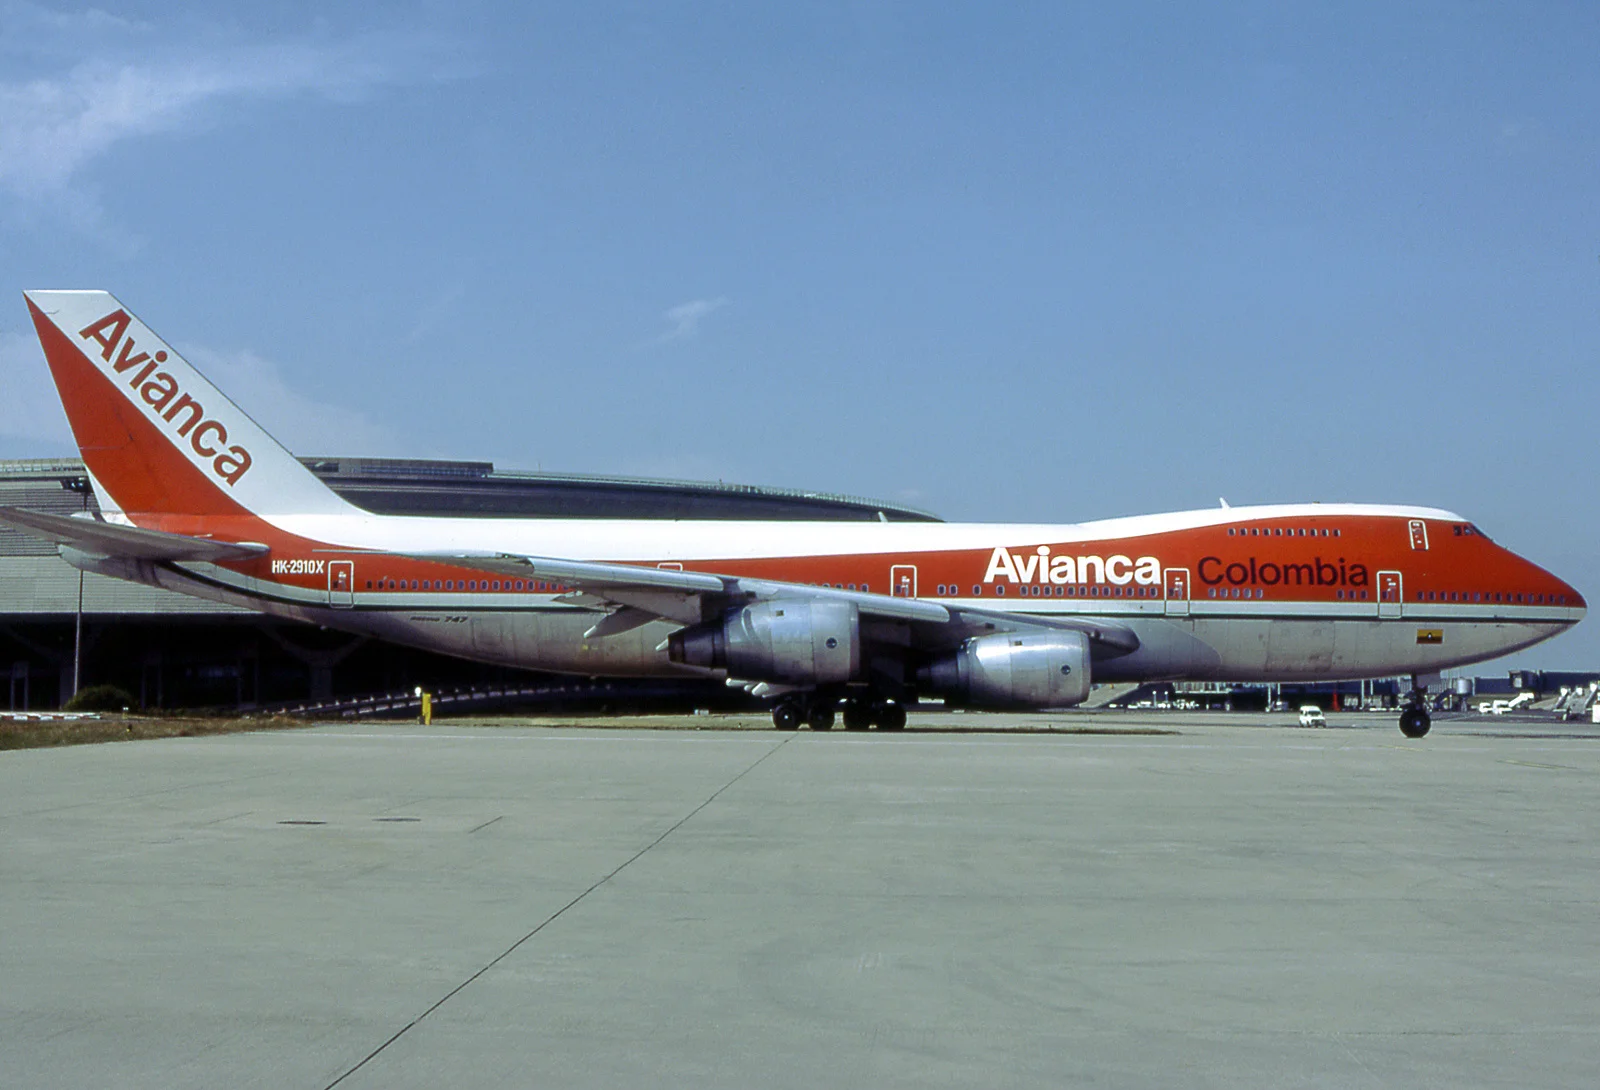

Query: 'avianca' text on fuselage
984;546;1162;585
1198;555;1371;588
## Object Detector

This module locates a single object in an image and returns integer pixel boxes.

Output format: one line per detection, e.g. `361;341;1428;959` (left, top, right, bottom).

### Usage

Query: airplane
1;290;1585;737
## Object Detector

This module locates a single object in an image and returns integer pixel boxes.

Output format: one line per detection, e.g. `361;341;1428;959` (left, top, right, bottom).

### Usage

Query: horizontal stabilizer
0;506;268;562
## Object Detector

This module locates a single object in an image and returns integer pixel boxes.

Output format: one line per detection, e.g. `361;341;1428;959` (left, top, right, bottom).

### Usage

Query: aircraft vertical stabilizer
24;290;356;522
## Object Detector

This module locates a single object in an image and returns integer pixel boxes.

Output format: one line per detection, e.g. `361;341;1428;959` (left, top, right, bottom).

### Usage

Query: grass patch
0;715;314;751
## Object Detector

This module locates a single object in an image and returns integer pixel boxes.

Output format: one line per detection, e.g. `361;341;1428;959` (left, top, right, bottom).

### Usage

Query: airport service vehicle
1297;705;1327;727
3;291;1586;737
1477;692;1536;715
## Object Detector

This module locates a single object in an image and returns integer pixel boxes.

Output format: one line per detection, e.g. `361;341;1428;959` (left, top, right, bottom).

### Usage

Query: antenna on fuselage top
1219;497;1230;509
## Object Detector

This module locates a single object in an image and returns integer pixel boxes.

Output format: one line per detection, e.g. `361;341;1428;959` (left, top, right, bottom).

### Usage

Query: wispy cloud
0;324;400;456
181;344;401;456
0;17;457;202
656;296;729;343
4;3;144;37
403;283;468;344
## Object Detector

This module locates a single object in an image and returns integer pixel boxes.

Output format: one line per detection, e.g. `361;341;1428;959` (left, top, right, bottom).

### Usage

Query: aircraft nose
1561;579;1587;616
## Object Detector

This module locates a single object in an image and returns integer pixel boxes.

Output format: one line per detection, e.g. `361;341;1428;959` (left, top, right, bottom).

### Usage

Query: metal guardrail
260;678;698;720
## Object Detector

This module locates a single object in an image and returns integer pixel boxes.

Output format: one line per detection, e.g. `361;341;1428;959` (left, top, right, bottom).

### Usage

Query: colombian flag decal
1416;629;1443;645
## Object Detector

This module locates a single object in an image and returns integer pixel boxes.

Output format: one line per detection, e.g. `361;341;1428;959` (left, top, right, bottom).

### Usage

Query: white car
1297;705;1327;727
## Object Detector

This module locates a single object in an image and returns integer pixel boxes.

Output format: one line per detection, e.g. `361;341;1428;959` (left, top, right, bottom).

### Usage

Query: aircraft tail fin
23;290;355;522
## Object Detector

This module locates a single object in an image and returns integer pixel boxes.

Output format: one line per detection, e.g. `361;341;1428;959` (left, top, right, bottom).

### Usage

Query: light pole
60;477;90;700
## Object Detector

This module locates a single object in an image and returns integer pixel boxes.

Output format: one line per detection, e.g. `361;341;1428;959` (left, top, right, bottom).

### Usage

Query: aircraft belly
1166;617;1570;682
461;611;704;677
57;550;1577;689
1092;618;1224;682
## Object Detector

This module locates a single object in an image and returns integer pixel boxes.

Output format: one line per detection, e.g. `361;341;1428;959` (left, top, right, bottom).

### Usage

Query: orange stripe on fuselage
611;517;1580;607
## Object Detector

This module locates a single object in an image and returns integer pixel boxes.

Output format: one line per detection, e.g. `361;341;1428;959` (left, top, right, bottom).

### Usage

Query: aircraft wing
415;552;1138;655
0;506;269;562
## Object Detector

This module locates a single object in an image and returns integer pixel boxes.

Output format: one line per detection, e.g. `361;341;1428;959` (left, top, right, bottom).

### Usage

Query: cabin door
1377;570;1403;620
1164;568;1190;617
327;561;355;609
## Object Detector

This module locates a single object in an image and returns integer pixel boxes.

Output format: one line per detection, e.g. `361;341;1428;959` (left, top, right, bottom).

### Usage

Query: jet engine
919;631;1091;708
666;598;861;684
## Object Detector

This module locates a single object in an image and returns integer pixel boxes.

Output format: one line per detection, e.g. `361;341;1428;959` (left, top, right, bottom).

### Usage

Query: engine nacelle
919;631;1091;708
666;598;861;684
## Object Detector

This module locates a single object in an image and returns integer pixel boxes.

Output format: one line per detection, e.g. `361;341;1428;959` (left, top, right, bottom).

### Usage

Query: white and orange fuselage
88;506;1583;684
12;290;1585;721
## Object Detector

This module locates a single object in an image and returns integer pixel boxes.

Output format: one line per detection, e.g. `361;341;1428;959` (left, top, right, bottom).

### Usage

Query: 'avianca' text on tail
5;290;1585;737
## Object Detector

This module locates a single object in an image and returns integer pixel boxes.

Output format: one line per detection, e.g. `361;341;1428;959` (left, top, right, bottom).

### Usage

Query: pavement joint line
466;815;503;834
321;732;795;1090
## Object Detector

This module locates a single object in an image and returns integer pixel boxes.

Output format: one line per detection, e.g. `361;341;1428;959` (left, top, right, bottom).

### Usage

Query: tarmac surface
3;710;1598;1089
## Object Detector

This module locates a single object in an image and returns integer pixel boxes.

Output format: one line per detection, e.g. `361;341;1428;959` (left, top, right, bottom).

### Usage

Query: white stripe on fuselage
268;502;1462;562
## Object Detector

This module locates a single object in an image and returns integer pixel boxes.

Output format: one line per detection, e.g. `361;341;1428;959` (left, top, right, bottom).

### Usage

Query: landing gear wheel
807;703;836;731
772;702;802;731
842;702;872;731
1399;707;1431;738
874;702;907;730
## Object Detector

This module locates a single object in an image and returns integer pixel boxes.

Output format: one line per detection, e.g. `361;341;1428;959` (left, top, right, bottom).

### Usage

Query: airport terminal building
0;456;937;712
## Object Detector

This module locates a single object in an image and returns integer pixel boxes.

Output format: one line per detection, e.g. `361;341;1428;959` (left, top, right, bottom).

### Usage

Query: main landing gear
773;695;906;731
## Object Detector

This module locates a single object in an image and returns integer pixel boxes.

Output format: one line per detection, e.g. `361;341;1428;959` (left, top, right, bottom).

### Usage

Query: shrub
64;684;137;713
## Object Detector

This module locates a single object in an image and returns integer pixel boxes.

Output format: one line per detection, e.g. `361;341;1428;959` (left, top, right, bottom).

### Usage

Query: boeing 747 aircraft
3;291;1584;735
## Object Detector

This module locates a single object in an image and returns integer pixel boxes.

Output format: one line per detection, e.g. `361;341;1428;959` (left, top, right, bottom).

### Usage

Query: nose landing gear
1399;705;1431;738
1398;672;1436;737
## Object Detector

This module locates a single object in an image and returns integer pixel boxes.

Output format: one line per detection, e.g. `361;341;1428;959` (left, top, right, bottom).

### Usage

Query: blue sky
2;2;1596;669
